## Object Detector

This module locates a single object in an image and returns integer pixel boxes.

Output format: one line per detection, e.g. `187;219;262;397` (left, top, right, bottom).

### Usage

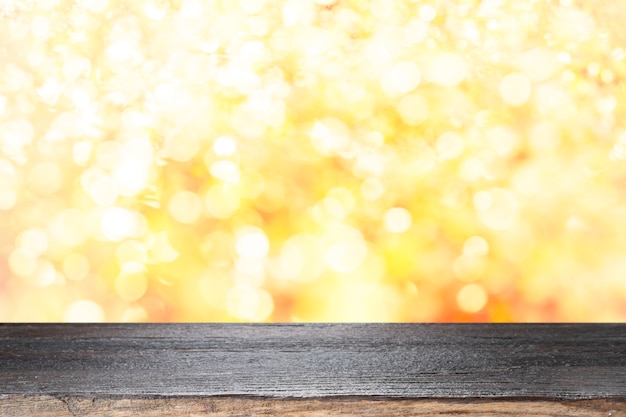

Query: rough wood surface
0;324;625;415
0;324;625;398
0;396;625;417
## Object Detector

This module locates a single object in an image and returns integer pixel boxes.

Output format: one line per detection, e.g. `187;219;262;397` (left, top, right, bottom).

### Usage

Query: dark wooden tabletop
0;323;624;400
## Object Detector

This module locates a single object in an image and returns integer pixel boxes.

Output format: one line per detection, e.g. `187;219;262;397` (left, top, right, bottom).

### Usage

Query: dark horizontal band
0;324;624;399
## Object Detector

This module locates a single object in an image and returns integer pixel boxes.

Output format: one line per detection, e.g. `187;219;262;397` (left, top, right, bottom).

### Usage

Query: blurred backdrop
1;0;625;322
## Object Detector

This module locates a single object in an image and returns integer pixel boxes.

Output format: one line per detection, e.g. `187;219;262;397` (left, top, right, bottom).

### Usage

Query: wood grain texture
0;396;625;417
0;324;624;416
0;324;625;398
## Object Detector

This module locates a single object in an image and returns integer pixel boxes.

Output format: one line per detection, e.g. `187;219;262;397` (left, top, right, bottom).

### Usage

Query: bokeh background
1;0;626;322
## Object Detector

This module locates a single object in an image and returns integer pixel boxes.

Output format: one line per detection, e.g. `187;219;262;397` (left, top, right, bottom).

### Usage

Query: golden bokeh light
1;0;626;322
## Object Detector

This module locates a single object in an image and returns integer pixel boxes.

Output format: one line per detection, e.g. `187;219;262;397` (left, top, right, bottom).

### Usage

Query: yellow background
1;0;625;322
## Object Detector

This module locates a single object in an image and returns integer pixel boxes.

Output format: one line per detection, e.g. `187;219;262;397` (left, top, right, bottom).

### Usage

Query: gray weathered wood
0;324;624;400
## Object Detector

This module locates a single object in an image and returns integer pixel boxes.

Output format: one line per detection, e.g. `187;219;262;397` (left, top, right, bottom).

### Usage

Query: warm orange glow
1;0;625;322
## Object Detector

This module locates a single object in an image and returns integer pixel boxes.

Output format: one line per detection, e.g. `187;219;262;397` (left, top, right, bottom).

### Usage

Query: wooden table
0;324;624;416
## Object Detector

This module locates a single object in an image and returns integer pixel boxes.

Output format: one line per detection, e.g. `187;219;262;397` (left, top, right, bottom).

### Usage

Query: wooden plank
1;324;624;398
0;396;625;417
0;324;625;416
